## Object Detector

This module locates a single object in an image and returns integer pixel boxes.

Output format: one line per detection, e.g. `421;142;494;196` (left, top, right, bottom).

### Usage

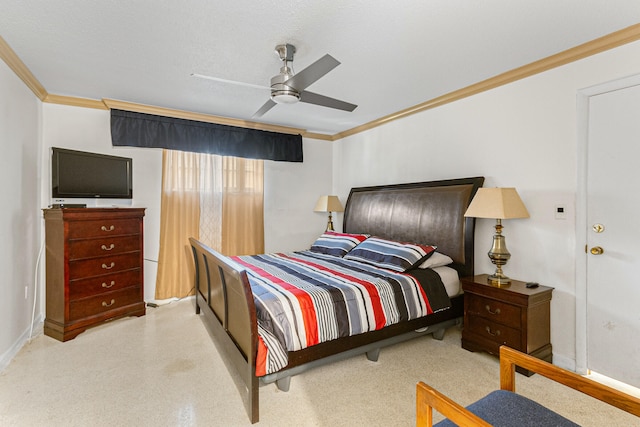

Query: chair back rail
499;346;640;417
416;346;640;426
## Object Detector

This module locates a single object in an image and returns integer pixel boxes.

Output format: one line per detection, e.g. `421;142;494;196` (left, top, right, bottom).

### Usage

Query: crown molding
43;94;108;110
334;23;640;140
0;35;48;100
3;24;640;142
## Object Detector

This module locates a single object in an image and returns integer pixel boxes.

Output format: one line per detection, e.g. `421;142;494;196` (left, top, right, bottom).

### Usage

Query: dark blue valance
110;109;303;162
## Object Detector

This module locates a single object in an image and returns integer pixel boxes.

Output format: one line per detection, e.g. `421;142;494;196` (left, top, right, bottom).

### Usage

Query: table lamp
314;195;344;231
464;187;530;287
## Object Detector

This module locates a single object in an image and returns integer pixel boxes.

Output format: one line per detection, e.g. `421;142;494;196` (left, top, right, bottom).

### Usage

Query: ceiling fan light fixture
271;89;300;104
270;69;300;104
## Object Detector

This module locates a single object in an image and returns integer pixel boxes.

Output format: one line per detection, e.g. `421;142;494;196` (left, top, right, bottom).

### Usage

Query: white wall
0;59;41;370
264;138;334;253
333;40;640;369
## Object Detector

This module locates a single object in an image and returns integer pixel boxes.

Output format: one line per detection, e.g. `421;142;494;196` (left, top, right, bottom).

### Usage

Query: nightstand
461;274;553;376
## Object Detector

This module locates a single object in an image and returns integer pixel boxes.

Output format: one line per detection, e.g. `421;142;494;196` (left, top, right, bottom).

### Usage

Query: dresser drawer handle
101;244;115;251
102;299;115;307
101;225;115;232
485;326;501;337
102;281;115;288
102;262;115;270
485;305;501;315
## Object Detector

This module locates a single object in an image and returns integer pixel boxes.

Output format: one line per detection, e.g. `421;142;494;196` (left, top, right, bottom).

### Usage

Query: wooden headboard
343;177;484;278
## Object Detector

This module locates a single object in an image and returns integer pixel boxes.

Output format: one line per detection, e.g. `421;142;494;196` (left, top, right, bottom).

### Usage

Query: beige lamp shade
464;188;529;219
314;195;344;213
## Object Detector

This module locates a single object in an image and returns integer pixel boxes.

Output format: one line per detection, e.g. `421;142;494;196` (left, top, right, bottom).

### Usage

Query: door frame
575;72;640;375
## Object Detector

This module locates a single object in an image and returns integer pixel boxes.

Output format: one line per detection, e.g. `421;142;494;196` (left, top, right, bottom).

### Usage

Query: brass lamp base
487;273;511;288
326;212;335;231
487;218;512;288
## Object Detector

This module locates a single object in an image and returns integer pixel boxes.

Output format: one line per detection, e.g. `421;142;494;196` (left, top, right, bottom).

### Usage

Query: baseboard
0;315;44;373
552;352;576;372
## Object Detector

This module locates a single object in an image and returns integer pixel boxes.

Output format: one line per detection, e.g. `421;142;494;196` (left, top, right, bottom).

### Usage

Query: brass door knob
590;246;604;255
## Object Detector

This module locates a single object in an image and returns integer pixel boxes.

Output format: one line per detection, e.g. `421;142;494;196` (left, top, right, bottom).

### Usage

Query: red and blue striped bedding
231;250;451;376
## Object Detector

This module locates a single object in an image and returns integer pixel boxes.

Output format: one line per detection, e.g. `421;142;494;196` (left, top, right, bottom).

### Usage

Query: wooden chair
417;346;640;426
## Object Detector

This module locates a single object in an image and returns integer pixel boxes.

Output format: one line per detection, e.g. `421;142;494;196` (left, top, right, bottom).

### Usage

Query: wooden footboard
190;238;259;423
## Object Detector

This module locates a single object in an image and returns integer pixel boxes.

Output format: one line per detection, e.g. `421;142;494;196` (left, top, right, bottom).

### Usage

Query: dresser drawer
466;315;522;350
68;218;140;239
69;269;142;300
467;294;521;329
69;286;142;321
69;252;141;280
68;235;141;260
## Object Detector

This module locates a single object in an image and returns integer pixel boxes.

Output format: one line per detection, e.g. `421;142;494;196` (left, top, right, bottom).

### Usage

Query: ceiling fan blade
299;91;357;112
252;99;277;118
191;73;269;91
286;54;340;91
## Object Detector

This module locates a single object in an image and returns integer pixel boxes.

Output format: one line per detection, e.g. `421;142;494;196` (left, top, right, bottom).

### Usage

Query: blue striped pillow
343;237;436;272
309;232;370;257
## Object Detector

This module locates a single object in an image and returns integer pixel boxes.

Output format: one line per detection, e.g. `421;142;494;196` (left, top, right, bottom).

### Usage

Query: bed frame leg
432;328;445;340
276;376;291;392
366;348;380;362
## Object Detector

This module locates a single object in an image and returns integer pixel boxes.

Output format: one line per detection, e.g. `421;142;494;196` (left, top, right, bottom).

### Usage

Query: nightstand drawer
467;295;521;328
466;316;521;349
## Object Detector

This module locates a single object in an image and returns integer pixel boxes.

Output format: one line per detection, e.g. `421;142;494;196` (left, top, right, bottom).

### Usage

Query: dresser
461;274;553;375
44;208;146;341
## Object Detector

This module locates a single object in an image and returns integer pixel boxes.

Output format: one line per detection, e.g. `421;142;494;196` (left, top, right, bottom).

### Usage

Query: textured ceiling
1;1;639;136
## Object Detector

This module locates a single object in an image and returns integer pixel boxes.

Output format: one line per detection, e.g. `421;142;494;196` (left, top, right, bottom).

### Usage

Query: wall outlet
24;285;28;299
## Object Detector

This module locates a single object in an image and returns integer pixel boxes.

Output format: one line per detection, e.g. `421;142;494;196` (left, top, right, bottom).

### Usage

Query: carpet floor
1;298;638;426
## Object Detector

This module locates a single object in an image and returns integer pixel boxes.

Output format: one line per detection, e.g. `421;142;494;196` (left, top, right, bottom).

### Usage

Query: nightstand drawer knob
485;305;501;315
485;326;501;337
102;299;115;307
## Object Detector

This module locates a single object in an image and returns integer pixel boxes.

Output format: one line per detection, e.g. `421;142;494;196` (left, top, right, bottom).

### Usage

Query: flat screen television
51;147;133;199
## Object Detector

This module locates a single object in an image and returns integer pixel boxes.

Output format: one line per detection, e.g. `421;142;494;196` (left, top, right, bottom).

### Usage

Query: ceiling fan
193;44;357;118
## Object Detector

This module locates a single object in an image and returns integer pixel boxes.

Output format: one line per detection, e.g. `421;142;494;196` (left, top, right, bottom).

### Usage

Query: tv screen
52;147;133;199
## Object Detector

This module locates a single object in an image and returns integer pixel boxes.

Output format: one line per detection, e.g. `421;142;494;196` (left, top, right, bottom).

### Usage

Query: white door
586;82;640;388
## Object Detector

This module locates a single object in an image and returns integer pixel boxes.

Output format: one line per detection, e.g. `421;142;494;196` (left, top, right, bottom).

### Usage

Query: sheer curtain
222;157;264;255
155;150;264;300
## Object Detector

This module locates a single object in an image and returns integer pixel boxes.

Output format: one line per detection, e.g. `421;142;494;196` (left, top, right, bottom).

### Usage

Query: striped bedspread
231;250;451;376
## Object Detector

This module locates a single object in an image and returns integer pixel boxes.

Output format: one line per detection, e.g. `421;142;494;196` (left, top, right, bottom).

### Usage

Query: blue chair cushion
434;390;580;427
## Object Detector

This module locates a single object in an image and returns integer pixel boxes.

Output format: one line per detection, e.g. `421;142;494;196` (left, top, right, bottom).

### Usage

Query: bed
190;176;484;423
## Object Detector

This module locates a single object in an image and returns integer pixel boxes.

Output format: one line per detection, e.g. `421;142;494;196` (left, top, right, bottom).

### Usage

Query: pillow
309;232;369;257
417;252;453;269
343;237;436;272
